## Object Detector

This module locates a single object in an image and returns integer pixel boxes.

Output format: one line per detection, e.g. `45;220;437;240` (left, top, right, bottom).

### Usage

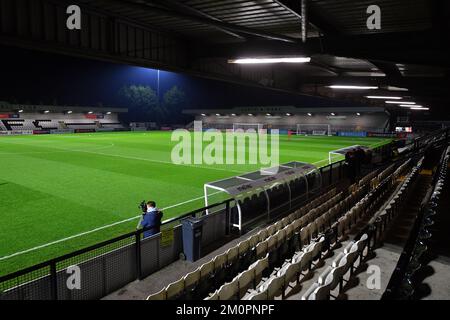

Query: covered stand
204;162;322;232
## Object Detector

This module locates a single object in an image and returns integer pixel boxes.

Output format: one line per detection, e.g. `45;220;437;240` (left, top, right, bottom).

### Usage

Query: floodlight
228;57;311;64
386;101;415;105
366;96;402;100
329;85;379;90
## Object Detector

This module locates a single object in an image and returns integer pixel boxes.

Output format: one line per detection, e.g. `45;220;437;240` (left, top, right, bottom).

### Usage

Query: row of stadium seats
299;157;422;300
0;119;125;131
393;148;449;298
146;159;414;301
241;188;377;300
375;159;422;240
146;188;340;300
204;188;353;300
203;159;416;300
205;192;358;301
303;235;369;300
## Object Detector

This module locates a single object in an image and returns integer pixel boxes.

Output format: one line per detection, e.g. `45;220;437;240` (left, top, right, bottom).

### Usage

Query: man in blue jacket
141;201;163;238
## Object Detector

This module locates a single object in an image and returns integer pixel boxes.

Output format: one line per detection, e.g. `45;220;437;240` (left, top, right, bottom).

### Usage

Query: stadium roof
183;106;388;115
0;102;128;114
1;0;449;114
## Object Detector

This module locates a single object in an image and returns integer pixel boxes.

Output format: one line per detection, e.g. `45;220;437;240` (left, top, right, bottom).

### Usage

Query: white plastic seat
355;234;369;264
166;278;185;300
301;282;320;300
227;245;239;264
248;234;260;249
258;229;268;241
253;254;269;285
311;237;325;262
267;235;277;252
147;288;167;300
276;229;286;245
184;268;200;289
343;241;354;255
245;289;268;300
319;265;343;294
267;225;276;236
280;261;299;289
236;268;255;299
214;252;227;270
301;244;314;271
344;244;360;271
260;271;285;299
271;221;281;232
217;280;239;300
293;218;302;232
204;290;219;300
300;227;309;246
238;239;250;256
256;239;269;258
284;224;294;240
200;260;214;279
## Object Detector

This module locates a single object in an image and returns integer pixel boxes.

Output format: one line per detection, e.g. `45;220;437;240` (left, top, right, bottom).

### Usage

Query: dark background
0;45;358;113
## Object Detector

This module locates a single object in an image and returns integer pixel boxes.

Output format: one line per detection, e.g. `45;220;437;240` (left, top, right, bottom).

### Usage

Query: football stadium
1;0;450;307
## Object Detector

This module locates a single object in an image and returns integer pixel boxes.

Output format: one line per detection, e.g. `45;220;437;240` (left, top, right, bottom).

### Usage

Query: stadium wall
194;113;390;133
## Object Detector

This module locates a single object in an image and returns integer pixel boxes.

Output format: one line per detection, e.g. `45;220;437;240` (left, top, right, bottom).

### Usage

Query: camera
139;200;147;213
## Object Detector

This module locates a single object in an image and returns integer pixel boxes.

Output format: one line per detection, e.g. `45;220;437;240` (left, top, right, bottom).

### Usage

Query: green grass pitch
0;131;390;276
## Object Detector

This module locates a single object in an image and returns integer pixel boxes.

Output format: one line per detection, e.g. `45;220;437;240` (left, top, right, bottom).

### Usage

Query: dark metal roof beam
274;0;339;35
118;0;299;43
147;0;247;41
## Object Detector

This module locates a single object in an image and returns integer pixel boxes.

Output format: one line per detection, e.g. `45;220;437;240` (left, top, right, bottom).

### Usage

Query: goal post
328;151;346;165
296;124;331;136
232;123;264;133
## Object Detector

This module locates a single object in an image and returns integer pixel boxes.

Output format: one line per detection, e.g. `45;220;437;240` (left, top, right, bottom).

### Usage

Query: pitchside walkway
103;227;264;300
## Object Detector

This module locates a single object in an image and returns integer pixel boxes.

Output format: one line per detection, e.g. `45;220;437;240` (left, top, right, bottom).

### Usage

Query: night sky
0;45;354;111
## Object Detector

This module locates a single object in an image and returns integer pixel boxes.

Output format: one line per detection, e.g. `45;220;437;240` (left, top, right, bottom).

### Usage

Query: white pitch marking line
0;139;244;174
0;191;222;261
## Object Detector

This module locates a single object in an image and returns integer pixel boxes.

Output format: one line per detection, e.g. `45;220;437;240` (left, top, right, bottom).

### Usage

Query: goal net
233;123;264;133
296;124;331;136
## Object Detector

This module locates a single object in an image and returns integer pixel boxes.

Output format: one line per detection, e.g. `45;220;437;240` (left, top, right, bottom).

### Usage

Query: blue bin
182;218;204;262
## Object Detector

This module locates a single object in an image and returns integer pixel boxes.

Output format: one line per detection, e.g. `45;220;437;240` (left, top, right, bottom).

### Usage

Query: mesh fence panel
0;265;52;300
55;235;136;300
